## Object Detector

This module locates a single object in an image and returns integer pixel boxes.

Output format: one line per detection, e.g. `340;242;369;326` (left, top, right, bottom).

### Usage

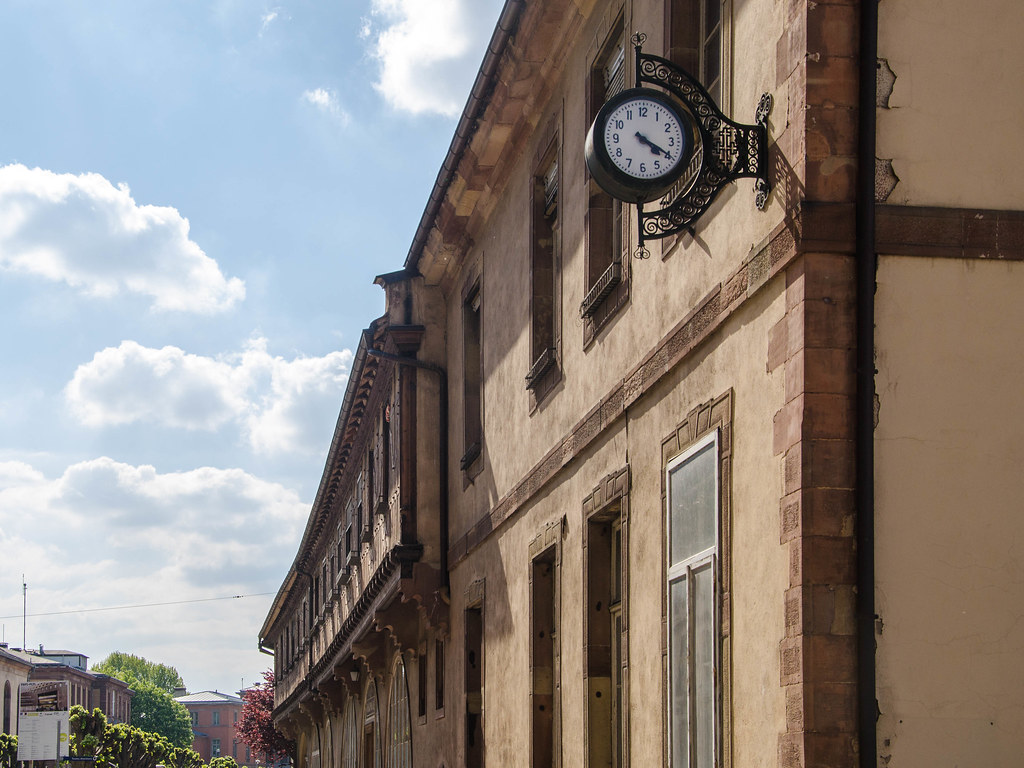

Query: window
464;582;485;766
3;681;11;734
418;647;427;720
380;399;391;508
435;638;445;712
212;710;220;726
666;0;727;107
212;739;221;757
358;472;371;544
531;532;560;768
461;282;483;470
387;657;413;768
586;506;627;768
191;711;199;727
342;698;360;768
363;682;382;768
583;19;630;340
527;136;561;396
666;430;719;768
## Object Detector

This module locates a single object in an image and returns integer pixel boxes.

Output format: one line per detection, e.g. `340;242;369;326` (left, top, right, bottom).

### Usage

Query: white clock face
602;97;686;180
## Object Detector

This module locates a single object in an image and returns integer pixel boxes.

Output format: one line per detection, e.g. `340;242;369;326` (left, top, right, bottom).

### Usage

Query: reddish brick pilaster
771;0;862;760
770;253;858;768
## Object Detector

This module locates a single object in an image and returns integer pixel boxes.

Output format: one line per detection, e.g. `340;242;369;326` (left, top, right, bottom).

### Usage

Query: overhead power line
0;592;275;620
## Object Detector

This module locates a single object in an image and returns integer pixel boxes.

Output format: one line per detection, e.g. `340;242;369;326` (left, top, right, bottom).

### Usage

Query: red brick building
1;646;132;726
174;690;256;767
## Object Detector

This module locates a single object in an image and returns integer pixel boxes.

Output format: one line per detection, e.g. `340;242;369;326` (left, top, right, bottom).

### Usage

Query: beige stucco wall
445;0;789;546
450;271;789;766
1;655;32;734
875;255;1024;765
877;0;1024;209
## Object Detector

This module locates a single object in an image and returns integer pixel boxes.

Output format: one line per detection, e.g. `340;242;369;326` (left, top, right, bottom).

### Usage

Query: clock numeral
615;147;622;158
638;106;648;117
612;133;619;144
664;122;672;133
668;137;675;147
640;162;647;173
654;160;661;171
626;109;633;120
615;119;624;130
625;158;632;168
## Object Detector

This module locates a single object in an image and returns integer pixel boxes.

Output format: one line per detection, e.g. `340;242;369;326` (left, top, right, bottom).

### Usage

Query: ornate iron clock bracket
630;33;772;259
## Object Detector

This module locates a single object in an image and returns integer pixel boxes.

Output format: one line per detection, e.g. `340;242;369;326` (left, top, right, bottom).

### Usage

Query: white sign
17;681;71;761
16;711;71;761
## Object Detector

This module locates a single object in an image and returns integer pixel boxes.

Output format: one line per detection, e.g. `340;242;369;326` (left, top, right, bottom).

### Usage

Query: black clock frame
589;33;773;257
585;86;696;204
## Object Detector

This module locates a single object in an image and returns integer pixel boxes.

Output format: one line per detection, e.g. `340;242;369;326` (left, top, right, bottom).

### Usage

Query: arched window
386;657;412;768
341;696;360;768
362;681;381;768
3;681;11;734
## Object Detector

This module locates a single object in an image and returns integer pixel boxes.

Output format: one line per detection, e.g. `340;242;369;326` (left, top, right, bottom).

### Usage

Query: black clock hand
635;131;673;161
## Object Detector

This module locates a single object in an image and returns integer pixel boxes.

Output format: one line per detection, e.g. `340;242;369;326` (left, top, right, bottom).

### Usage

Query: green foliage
210;757;241;768
166;745;206;768
69;705;108;758
0;732;16;768
127;678;194;750
91;652;193;749
97;721;174;768
67;705;204;768
92;652;184;693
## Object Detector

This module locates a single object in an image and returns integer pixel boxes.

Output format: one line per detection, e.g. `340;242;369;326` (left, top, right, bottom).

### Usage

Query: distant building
174;690;256;767
0;645;132;728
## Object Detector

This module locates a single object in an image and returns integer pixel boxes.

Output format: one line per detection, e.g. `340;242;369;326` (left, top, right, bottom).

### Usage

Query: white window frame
665;428;720;768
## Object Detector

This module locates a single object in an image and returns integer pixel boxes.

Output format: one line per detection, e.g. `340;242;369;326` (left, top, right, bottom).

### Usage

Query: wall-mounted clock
585;87;695;203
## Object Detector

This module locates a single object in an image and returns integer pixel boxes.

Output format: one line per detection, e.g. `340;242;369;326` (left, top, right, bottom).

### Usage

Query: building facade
175;690;257;767
0;646;133;730
260;1;1024;767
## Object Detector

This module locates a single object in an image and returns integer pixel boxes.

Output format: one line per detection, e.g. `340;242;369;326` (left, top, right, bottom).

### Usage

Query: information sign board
17;681;71;761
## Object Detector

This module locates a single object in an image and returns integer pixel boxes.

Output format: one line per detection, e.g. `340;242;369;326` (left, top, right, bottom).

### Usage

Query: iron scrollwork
629;33;772;255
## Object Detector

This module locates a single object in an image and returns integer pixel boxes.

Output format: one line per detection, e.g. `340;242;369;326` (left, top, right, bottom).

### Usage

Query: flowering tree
236;671;294;766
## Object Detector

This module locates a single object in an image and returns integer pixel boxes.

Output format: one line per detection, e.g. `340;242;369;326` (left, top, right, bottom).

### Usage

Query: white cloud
0;457;307;690
302;88;351;126
366;0;503;116
0;164;245;313
65;338;352;455
261;9;279;34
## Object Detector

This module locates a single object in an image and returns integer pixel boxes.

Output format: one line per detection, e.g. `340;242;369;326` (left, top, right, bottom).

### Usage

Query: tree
92;652;194;749
127;678;195;749
0;733;16;768
92;652;184;692
236;671;294;765
69;705;204;768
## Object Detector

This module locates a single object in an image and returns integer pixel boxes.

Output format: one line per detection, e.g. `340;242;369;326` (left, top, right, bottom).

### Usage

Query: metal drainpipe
856;0;879;765
366;349;450;590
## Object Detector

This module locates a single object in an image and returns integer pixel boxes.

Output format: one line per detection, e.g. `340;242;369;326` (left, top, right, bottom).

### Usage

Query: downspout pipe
856;0;879;765
366;349;450;591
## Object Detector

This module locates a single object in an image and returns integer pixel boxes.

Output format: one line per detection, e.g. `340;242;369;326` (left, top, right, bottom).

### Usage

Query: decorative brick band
447;202;849;567
876;204;1024;261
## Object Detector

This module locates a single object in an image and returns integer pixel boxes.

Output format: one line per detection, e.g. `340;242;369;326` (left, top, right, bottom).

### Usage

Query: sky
0;0;505;696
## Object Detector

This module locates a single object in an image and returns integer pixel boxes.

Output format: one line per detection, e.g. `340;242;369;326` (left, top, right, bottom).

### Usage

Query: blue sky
0;0;504;695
